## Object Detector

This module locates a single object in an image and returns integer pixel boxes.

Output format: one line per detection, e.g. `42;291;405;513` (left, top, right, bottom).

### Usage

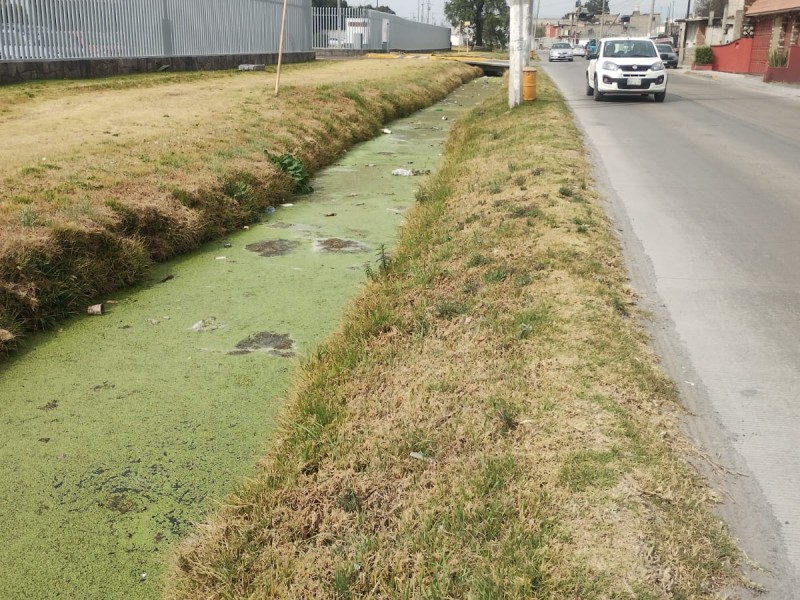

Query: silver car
549;42;573;62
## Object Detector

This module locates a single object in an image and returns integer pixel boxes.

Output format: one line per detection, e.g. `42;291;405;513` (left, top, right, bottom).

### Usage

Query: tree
693;0;725;17
312;0;349;7
584;0;608;18
444;0;508;48
356;4;396;13
482;0;510;49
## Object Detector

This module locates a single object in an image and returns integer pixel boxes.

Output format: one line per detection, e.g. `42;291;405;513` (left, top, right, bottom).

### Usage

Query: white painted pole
274;0;289;96
524;0;533;64
509;0;525;108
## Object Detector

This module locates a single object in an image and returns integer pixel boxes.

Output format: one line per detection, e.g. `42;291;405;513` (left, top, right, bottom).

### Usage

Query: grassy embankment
168;74;750;597
0;59;479;355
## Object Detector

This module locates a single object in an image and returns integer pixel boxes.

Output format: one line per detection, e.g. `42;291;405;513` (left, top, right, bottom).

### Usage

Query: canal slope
0;60;480;355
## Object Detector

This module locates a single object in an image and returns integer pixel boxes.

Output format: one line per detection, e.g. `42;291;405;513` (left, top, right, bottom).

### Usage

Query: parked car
656;43;678;68
585;39;598;59
549;42;573;62
572;43;585;57
585;37;668;102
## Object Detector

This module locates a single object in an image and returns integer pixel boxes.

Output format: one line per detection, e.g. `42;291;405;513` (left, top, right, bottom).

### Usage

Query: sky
374;0;685;28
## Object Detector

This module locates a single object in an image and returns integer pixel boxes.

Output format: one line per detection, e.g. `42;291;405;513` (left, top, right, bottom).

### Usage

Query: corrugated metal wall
1;0;311;61
312;7;450;51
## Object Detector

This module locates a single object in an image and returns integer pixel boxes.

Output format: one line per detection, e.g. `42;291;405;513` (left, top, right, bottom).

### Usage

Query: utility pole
509;0;525;108
524;0;533;61
600;0;607;37
532;0;541;53
648;0;657;35
670;0;676;38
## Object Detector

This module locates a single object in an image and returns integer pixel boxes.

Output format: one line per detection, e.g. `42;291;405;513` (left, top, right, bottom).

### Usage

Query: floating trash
314;238;370;253
230;332;295;357
191;317;222;332
392;168;430;177
245;239;300;257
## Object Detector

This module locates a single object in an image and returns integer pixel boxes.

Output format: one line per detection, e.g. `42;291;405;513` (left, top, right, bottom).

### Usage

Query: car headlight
651;60;665;71
601;61;619;71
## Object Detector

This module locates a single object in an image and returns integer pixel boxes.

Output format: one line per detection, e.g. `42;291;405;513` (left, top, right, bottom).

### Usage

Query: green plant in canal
268;153;313;194
365;244;393;281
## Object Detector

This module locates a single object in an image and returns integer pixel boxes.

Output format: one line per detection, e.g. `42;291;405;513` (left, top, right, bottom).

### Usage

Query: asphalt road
539;59;800;596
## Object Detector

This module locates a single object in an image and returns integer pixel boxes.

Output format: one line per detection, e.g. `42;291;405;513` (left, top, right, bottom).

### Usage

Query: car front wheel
654;91;666;102
585;77;593;96
593;76;603;101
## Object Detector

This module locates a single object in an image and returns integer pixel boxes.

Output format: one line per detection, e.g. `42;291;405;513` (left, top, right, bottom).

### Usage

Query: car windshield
552;43;571;49
657;44;674;52
602;40;657;58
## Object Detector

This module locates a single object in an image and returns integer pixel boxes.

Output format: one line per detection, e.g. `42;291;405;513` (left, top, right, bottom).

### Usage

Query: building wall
382;12;450;51
711;36;753;71
311;8;449;51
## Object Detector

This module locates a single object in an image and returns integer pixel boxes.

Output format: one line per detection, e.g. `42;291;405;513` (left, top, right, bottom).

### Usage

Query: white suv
586;37;667;102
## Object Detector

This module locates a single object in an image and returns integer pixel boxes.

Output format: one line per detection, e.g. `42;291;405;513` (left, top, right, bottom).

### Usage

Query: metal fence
0;0;311;61
313;7;450;51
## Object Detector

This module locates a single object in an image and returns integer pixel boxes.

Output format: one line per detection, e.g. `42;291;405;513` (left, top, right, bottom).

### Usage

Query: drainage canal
0;77;500;599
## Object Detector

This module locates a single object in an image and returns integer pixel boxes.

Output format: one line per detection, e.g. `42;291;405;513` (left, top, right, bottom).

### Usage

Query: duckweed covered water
0;77;499;599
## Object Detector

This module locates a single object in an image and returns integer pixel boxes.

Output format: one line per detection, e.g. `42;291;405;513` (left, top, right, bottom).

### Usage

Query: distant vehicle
651;36;675;46
656;43;679;68
585;39;598;59
572;43;585;57
585;37;668;102
549;42;573;62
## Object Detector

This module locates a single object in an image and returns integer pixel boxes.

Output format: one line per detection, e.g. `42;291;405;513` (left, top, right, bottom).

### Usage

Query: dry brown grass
0;59;479;352
167;74;749;598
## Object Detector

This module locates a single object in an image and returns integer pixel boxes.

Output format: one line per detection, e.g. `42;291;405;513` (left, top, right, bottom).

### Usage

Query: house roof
746;0;800;16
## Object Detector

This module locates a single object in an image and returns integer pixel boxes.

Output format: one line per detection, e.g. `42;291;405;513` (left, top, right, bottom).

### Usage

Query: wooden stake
274;0;290;96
